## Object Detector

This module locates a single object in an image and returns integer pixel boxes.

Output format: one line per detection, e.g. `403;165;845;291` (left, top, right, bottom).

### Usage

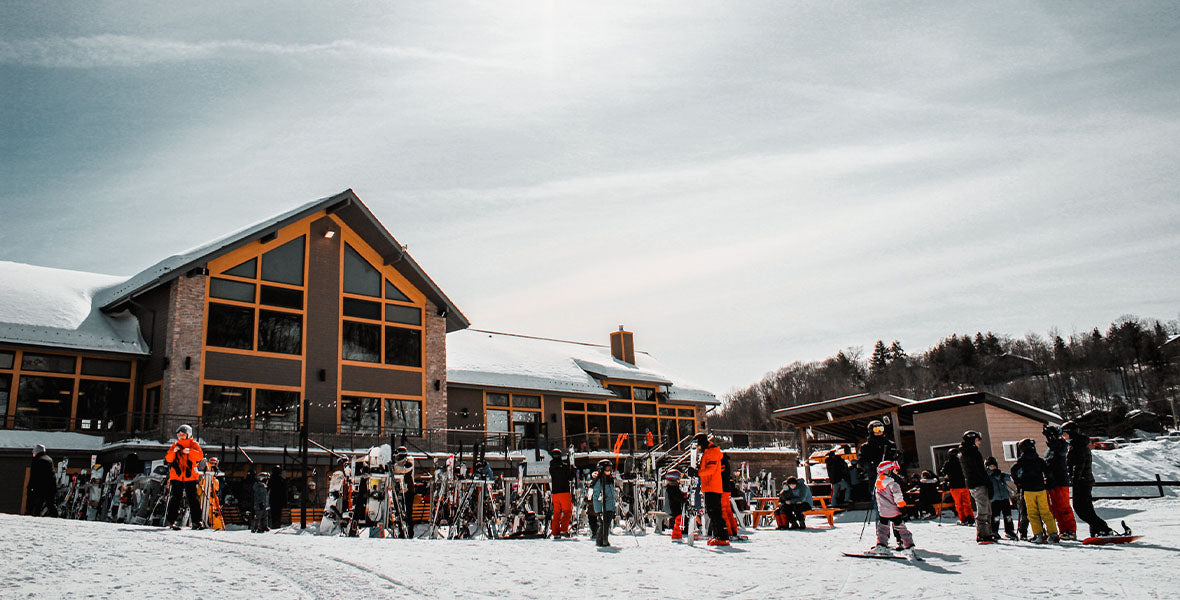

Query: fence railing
1092;474;1179;500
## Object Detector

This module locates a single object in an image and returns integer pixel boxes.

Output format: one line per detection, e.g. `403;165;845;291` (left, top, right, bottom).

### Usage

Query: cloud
0;35;513;69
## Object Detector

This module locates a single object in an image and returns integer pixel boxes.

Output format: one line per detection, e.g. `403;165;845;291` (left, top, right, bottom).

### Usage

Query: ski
843;551;924;562
1081;535;1141;545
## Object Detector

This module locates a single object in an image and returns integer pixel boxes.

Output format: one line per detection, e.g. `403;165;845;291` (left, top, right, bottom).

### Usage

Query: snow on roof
94;193;337;309
446;329;718;404
0;429;106;451
0;261;148;355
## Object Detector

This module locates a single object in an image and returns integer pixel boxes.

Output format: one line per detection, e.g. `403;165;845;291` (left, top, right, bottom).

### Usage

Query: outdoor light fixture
433;380;441;391
324;229;336;239
460;408;470;419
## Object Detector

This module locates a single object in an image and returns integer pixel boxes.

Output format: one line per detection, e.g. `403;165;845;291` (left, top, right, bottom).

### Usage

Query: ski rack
447;478;500;540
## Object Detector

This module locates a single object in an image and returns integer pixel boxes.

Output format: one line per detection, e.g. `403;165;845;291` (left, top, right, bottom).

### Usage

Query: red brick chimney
610;326;635;364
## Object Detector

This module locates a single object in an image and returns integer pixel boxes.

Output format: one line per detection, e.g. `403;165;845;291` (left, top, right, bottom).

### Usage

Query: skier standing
825;449;852;508
720;454;740;538
548;448;574;538
985;457;1016;539
164;424;205;530
251;471;270;533
664;468;686;541
857;420;897;482
940;448;973;525
26;444;59;517
1011;438;1059;543
958;431;995;543
590;459;617;547
392;447;415;536
1042;424;1078;540
868;461;916;558
268;465;287;529
916;470;940;519
694;433;729;546
1061;422;1117;538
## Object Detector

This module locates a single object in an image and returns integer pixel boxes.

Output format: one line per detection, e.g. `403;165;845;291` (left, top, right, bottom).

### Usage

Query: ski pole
858;502;876;542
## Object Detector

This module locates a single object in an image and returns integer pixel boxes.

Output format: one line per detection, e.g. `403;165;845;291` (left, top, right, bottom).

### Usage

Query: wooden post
890;408;904;465
799;427;811;483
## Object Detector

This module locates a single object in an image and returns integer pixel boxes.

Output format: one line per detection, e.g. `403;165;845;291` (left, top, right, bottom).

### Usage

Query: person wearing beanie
696;434;729;546
165;424;205;530
939;447;973;526
26;444;59;517
548;448;575;538
985;457;1017;540
1011;439;1059;543
1042;424;1078;540
590;459;618;547
1062;422;1117;538
664;468;687;541
959;431;995;543
251;471;271;533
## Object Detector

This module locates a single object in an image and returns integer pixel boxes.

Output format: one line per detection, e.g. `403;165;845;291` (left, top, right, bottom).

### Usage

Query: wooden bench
802;495;842;528
410;495;431;522
288;507;325;524
930;492;955;517
750;497;779;529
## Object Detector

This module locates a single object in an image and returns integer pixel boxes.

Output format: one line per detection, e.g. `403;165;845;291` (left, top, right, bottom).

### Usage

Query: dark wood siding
204;352;301;387
304;216;341;433
341;365;421;396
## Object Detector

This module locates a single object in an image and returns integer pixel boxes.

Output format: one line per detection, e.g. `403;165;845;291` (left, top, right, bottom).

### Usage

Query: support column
799;427;811;483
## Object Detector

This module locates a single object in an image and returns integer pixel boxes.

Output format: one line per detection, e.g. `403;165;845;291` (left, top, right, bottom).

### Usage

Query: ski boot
1121;521;1133;536
1060;531;1077;541
901;545;918;561
866;544;892;556
707;537;731;546
1031;534;1046;544
671;516;683;541
1048;533;1060;543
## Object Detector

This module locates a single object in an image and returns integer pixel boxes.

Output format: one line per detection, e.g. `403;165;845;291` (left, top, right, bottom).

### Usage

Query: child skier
664;468;687;541
251;471;271;533
985;457;1017;540
590;459;617;547
869;461;916;558
1011;438;1058;543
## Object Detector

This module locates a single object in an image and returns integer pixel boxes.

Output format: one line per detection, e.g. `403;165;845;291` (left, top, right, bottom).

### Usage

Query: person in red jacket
165;424;205;530
694;433;729;546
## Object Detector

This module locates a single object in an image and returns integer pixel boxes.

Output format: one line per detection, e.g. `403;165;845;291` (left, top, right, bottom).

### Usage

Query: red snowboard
1081;535;1142;545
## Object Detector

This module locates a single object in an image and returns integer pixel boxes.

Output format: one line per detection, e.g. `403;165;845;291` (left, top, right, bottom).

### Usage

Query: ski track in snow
5;440;1180;599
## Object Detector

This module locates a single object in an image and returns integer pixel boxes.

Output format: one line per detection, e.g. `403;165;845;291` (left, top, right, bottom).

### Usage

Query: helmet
962;430;982;443
548;447;563;457
1061;421;1079;436
868;420;885;436
176;424;193;436
664;469;681;482
876;461;900;474
395;446;408;456
256;472;270;481
1017;438;1037;455
694;433;712;448
984;456;998;468
596;459;612;469
1042;423;1062;438
947;447;960;457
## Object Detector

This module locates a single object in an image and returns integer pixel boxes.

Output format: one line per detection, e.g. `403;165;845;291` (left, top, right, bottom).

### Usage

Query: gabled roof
0;261;148;355
772;392;914;441
97;189;469;332
902;391;1060;423
446;329;718;404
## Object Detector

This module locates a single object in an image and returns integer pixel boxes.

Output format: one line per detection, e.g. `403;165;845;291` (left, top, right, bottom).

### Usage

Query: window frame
1;346;135;432
339;237;427;372
201;380;304;430
483;391;543;437
560;383;696;451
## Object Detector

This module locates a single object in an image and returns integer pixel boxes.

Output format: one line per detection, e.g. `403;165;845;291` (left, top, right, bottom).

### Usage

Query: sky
2;1;1179;398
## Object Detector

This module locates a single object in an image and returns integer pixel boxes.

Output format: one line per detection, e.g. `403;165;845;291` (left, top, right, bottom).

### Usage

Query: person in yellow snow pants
1024;490;1058;537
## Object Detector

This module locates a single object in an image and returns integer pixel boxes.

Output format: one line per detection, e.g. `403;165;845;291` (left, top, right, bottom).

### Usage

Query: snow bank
1091;438;1180;497
0;429;105;451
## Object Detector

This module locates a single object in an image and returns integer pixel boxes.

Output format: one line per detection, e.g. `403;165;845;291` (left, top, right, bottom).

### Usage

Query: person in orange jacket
165;424;205;530
694;432;729;546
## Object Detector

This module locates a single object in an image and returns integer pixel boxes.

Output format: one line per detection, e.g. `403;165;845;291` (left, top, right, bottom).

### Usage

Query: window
562;385;695;452
385;398;422;435
0;374;10;427
340;396;380;434
483;392;542;442
21;353;76;374
202;386;251;429
0;350;16;370
254;389;300;431
80;358;132;379
340;242;423;369
76;380;130;431
15;375;74;428
206;234;306;356
138;384;162;431
1002;441;1019;462
931;443;959;472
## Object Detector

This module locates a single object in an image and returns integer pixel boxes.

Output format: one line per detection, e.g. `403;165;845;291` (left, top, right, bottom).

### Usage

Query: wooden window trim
482;391;542;432
339;392;425;436
1;346;136;431
201;380;304;430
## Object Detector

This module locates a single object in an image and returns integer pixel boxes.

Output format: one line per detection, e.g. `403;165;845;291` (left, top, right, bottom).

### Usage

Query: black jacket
28;452;56;496
958;442;990;489
268;473;288;509
1011;453;1050;492
665;483;686;515
858;435;897;477
549;458;574;494
1044;436;1070;488
940;455;966;489
825;454;850;483
1067;435;1095;485
721;455;736;494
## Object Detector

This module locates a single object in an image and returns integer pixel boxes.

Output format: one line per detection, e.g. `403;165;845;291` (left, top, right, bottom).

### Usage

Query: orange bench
802;495;842;528
750;497;779;529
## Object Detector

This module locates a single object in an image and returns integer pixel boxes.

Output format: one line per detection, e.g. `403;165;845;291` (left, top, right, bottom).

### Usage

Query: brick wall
424;300;447;447
162;274;205;417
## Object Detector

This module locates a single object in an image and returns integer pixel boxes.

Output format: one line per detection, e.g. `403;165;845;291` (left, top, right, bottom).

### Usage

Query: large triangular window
343;243;381;297
385;279;411;303
222;257;257;278
260;236;305;286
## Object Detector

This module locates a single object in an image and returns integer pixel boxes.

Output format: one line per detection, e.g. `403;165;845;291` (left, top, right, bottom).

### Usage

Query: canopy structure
772;392;914;481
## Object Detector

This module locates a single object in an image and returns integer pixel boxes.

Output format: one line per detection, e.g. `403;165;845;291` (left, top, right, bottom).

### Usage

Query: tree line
711;315;1179;431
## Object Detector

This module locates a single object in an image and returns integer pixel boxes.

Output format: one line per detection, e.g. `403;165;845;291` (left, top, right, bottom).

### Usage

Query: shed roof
772;393;914;441
446;329;718;405
902;391;1060;423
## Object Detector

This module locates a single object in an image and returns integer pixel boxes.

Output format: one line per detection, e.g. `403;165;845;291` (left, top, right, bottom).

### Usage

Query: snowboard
1081;535;1141;545
842;551;923;561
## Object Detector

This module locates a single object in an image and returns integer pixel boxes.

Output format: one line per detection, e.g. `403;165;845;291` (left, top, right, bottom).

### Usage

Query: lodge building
0;190;716;513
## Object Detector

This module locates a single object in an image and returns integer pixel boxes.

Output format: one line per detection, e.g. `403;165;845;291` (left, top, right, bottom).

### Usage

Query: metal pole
300;421;308;529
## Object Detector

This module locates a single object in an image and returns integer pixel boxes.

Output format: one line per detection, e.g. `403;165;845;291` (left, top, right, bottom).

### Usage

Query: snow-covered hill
4;440;1178;599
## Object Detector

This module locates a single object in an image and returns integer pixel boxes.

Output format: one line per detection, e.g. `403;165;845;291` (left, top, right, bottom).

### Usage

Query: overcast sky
2;2;1178;397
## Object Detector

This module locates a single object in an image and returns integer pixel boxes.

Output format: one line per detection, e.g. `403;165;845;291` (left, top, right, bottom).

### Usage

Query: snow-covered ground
3;496;1178;600
5;439;1179;599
